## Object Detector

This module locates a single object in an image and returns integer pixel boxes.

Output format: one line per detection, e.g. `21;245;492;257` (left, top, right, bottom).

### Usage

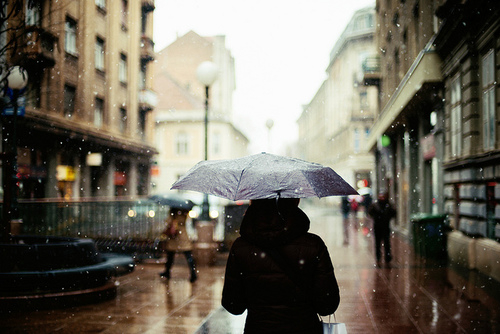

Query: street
1;204;499;333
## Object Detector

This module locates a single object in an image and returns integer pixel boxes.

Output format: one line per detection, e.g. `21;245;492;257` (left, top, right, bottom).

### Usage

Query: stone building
434;0;500;281
2;0;158;200
368;0;500;282
152;31;248;198
297;6;377;194
366;0;446;233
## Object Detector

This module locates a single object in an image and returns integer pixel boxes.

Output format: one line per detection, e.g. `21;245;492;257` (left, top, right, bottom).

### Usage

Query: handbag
320;315;347;334
164;220;179;238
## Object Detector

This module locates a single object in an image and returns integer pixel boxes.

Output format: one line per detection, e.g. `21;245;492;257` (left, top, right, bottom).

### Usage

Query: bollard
194;221;218;266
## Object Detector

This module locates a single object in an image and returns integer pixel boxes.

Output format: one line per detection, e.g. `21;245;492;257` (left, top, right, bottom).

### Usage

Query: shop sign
2;89;26;116
151;165;160;176
421;134;436;160
86;153;103;166
114;171;127;186
56;165;76;181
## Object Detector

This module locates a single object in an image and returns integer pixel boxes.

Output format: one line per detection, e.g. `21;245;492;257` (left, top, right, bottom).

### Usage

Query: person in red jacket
222;198;340;334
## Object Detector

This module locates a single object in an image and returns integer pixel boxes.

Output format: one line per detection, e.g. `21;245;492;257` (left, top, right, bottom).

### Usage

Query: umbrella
148;194;196;210
171;152;358;201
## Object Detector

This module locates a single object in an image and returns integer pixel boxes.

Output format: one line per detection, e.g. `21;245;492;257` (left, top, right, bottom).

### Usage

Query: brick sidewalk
1;207;500;333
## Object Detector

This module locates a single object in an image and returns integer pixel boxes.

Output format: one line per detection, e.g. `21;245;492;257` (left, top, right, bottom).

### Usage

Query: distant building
297;6;377;195
153;31;248;196
2;0;157;200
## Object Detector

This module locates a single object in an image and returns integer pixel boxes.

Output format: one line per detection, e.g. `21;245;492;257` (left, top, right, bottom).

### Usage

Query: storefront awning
366;50;442;150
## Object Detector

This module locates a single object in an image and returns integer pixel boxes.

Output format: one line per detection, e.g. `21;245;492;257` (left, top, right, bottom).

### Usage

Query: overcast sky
153;0;375;155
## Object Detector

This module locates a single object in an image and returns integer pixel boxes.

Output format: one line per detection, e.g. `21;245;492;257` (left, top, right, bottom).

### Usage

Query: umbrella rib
234;169;246;200
232;154;262;200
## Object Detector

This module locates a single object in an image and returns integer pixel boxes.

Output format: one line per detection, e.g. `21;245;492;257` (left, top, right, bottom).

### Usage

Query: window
65;17;77;55
64;85;76;119
94;98;104;128
359;91;368;109
353;128;360;153
119;53;127;83
450;76;462;157
119;108;127;133
139;110;146;138
212;132;221;155
95;0;106;9
141;10;148;35
121;0;128;27
176;132;189;155
482;49;496;150
95;37;105;71
26;2;41;26
139;65;146;90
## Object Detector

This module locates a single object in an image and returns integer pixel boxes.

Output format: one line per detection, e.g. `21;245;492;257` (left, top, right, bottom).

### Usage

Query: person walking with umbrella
222;198;340;333
160;206;197;283
171;153;357;332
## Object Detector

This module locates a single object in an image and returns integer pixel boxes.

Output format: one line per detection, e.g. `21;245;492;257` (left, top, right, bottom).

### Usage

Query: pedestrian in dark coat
367;192;396;265
222;198;340;334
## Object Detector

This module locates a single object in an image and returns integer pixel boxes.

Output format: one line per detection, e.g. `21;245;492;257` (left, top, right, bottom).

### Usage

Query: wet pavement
1;205;500;333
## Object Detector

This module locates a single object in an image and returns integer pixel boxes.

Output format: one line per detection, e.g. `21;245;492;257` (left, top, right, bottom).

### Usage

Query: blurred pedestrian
160;208;197;282
367;192;396;267
222;198;340;333
341;196;350;245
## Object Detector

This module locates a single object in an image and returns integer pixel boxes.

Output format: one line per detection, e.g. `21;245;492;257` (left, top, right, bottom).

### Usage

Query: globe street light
2;66;28;241
196;61;218;221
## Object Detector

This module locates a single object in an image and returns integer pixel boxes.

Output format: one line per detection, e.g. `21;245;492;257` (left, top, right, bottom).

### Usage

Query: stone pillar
45;150;59;198
128;159;138;197
105;157;115;197
194;221;218;266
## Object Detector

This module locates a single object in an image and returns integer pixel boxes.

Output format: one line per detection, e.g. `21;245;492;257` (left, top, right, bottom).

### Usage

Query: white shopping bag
320;315;347;334
322;322;347;334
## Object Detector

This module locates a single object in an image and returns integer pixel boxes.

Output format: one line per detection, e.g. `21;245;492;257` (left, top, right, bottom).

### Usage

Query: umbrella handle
275;192;286;222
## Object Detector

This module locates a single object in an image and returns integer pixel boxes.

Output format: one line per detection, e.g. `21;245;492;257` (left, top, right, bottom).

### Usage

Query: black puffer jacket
222;199;340;334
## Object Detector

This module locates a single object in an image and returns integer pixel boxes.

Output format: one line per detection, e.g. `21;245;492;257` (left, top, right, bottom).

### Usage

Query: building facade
368;0;500;282
152;31;248;198
366;0;446;233
2;0;158;200
297;6;377;197
434;0;500;281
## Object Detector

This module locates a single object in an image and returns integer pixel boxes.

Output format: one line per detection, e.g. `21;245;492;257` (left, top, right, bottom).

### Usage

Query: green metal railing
11;199;168;239
1;199;171;258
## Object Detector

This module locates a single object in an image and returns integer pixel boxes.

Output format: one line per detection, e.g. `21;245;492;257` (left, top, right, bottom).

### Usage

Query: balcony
138;89;158;111
362;55;380;86
140;35;155;63
22;26;57;69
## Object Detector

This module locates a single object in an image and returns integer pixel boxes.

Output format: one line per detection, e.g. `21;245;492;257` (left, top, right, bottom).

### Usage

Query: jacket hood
239;199;310;248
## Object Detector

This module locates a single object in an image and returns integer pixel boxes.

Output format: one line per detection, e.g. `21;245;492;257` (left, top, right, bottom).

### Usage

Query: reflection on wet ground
1;206;499;333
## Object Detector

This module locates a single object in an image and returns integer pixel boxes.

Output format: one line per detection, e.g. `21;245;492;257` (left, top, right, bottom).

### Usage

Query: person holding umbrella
171;153;357;332
222;197;340;333
160;206;197;283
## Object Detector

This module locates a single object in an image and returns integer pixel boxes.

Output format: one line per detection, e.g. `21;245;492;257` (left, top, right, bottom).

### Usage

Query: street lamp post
196;61;218;221
266;119;274;153
2;66;28;242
